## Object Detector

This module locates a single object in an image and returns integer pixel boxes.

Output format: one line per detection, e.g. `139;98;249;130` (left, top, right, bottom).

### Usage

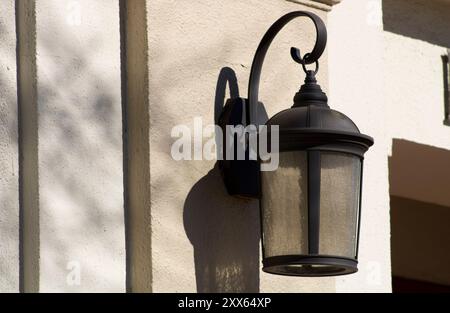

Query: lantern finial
293;70;328;107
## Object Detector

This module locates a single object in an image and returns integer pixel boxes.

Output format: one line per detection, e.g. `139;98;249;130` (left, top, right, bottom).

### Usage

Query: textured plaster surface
382;0;450;285
0;0;19;292
148;0;335;292
34;0;125;292
383;0;450;200
328;0;392;292
121;0;152;292
2;0;447;293
329;0;450;292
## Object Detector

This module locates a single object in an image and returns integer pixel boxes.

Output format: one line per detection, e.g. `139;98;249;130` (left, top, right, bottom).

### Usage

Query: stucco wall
328;0;391;292
121;0;152;293
0;0;19;292
328;0;450;291
35;0;125;292
147;0;335;293
383;0;450;171
4;0;449;293
15;0;126;292
383;0;450;286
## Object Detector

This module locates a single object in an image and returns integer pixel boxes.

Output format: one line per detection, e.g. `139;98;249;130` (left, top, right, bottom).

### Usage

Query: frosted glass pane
319;153;361;258
261;151;308;257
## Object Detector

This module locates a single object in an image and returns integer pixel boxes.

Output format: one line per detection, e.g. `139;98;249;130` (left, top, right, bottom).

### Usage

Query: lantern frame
261;111;372;276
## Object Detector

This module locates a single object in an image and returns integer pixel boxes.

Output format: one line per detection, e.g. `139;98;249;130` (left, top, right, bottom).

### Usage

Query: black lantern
218;11;373;276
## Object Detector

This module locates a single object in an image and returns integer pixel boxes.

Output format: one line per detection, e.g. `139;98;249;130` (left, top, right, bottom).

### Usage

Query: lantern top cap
265;103;374;153
266;104;358;133
266;68;373;149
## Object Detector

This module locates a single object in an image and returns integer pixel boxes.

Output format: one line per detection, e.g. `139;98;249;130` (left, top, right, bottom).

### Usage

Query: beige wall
14;0;126;292
0;0;19;292
147;0;337;292
3;0;449;293
384;0;450;287
328;0;391;292
121;0;151;293
383;0;450;158
145;0;397;293
328;0;450;291
35;0;125;292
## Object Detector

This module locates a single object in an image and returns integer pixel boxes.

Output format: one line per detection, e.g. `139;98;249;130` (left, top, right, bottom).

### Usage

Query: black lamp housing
218;11;373;277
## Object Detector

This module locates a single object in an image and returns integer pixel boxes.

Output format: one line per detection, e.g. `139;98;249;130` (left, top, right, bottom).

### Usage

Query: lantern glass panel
319;152;362;258
261;151;309;257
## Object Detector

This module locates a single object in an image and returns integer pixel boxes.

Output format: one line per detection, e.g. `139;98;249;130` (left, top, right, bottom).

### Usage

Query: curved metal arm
247;11;327;125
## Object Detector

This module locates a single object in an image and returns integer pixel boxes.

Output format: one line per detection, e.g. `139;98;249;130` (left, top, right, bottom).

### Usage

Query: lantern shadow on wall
183;67;267;293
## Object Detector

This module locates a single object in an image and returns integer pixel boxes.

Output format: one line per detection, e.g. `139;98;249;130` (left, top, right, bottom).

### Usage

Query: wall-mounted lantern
218;11;373;276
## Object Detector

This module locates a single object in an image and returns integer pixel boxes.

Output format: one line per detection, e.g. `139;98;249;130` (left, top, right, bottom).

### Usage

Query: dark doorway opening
389;139;450;293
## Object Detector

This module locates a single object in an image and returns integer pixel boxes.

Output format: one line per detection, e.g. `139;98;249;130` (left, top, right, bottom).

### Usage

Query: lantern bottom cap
262;255;358;277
